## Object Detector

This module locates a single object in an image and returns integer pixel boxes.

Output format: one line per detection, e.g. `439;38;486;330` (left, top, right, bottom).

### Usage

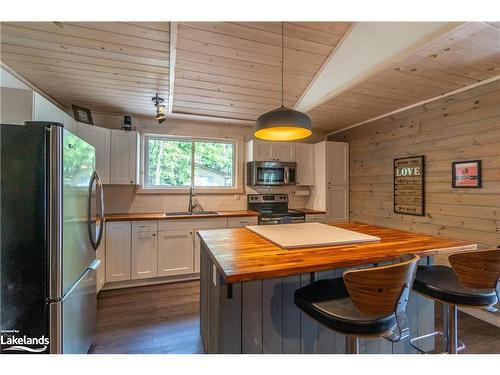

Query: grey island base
200;244;435;354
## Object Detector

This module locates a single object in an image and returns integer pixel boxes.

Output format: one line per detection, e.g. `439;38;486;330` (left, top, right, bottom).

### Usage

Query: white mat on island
245;222;381;249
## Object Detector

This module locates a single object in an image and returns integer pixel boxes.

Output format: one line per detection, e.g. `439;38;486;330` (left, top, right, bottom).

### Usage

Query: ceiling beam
168;22;177;114
293;22;356;109
166;112;254;126
295;22;465;113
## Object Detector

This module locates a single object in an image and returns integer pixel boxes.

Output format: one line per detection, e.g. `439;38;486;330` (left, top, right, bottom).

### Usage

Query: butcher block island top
197;222;477;284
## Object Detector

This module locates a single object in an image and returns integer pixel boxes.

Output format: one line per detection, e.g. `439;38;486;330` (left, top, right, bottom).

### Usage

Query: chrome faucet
188;186;200;214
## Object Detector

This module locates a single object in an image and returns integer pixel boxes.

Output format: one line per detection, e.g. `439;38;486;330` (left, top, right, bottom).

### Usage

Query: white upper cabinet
0;87;33;125
295;143;315;186
306;141;349;221
246;140;296;162
77;122;111;184
247;140;272;161
62;112;78;134
110;129;140;185
328;142;349;186
32;92;66;125
271;143;295;162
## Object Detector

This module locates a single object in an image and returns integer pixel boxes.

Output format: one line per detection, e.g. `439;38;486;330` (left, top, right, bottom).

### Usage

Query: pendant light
255;22;312;141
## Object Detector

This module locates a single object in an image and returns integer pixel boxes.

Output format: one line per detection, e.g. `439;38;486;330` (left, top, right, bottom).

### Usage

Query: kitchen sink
192;211;220;215
165;211;220;216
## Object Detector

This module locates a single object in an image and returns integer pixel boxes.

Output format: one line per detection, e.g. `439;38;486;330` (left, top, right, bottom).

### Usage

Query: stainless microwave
247;161;297;186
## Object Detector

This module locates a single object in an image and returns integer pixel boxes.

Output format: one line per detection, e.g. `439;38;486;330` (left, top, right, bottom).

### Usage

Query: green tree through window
145;135;234;188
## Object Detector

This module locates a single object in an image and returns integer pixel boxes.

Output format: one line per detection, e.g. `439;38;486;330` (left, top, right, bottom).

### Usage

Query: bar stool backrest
448;249;500;290
343;254;420;316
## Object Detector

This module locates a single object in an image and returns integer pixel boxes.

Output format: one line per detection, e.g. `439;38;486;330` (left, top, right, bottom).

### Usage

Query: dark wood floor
90;280;500;354
90;280;202;354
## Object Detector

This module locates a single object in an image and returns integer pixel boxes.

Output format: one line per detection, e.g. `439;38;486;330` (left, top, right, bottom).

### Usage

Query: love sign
394;156;425;216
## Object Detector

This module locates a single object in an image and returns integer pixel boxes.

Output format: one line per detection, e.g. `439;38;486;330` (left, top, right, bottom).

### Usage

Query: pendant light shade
254;22;312;141
255;105;312;141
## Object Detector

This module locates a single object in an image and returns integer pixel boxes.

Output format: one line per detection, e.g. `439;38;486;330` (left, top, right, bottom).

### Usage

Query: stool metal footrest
410;331;465;354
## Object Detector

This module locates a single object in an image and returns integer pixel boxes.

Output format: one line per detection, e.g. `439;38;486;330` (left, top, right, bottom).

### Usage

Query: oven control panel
248;194;288;203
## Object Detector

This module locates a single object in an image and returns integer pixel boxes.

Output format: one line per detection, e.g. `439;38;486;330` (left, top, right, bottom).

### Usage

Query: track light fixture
152;94;166;124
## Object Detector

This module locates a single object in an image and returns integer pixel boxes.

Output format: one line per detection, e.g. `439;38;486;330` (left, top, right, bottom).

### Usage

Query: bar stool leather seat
413;265;498;307
294;277;397;336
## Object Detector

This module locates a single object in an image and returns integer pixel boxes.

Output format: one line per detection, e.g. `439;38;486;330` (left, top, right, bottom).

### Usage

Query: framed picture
394;155;425;216
72;104;94;125
452;160;481;188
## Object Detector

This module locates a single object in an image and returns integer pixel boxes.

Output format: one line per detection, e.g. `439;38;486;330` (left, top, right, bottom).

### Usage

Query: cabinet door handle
152;233;156;237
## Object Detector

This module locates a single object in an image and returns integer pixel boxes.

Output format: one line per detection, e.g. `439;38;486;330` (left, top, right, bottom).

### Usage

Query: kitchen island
198;222;476;354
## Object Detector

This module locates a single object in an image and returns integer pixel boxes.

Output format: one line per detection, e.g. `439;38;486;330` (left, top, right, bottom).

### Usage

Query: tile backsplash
103;185;310;214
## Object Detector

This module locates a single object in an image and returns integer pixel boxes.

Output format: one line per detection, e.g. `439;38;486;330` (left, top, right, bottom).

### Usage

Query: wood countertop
105;210;259;222
294;208;326;214
198;222;477;284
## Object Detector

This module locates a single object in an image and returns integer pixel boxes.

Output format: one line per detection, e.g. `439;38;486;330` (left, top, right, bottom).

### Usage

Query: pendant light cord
281;21;284;107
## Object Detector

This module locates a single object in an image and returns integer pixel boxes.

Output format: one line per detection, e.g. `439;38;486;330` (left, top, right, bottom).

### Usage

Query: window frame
140;133;240;193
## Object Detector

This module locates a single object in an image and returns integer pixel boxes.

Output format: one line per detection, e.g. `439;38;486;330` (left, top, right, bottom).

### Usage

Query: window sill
134;187;246;195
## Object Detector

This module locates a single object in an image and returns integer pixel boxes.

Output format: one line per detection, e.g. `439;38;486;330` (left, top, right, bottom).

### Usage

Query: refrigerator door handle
87;171;104;250
48;125;63;301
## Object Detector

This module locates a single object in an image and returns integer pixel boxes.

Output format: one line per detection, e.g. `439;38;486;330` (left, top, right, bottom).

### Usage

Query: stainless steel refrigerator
1;121;104;354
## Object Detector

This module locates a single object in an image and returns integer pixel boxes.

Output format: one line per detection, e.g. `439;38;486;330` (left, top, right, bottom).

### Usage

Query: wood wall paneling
330;80;500;246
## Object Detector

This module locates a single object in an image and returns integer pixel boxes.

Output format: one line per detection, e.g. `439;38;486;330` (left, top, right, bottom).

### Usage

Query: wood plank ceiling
173;22;352;120
308;22;500;132
0;22;498;134
0;22;170;116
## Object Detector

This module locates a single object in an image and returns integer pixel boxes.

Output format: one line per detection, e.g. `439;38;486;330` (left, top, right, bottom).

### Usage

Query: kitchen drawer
306;214;327;223
158;218;227;231
227;216;258;228
132;220;158;233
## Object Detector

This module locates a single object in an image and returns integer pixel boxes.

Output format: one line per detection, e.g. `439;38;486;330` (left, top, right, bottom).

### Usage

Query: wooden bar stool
294;254;420;354
410;249;500;354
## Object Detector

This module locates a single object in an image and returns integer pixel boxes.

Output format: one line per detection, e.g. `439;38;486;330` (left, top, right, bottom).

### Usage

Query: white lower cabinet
131;221;158;280
104;216;253;287
227;216;258;228
328;185;349;222
105;222;131;282
157;229;194;277
95;226;106;293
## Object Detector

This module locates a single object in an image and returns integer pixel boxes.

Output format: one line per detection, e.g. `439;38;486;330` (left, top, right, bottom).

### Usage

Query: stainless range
247;194;305;225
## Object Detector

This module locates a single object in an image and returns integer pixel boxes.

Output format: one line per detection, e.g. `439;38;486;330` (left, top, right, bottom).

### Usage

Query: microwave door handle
284;167;289;184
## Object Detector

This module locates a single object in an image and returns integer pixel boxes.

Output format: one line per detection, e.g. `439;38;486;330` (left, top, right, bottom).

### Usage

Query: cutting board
245;222;381;249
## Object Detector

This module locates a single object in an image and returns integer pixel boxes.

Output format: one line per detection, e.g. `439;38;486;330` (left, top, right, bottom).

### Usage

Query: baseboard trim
100;273;200;291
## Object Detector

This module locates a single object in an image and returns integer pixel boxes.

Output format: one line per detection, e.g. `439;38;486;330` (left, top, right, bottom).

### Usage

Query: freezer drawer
49;261;98;354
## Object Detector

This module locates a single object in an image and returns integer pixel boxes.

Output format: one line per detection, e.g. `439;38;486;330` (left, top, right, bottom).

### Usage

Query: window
144;135;235;188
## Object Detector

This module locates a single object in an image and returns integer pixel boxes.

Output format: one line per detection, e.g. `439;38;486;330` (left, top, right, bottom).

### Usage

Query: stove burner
247;194;305;225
